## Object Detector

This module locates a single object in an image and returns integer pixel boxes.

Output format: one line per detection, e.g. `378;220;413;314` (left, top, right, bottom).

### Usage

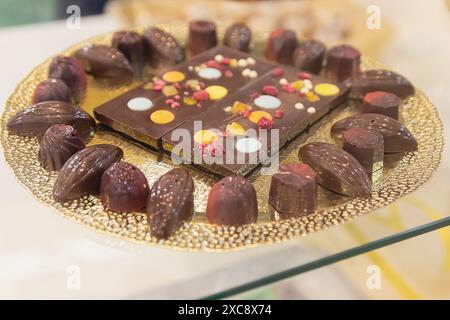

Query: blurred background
0;0;449;299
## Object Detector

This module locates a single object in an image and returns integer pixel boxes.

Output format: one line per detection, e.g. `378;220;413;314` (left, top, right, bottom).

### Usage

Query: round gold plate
0;25;444;252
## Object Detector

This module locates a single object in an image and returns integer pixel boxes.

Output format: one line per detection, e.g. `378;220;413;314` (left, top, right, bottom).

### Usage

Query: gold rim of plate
0;25;444;252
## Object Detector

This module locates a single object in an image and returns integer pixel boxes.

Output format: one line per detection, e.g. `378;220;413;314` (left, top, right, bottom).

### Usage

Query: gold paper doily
0;25;444;252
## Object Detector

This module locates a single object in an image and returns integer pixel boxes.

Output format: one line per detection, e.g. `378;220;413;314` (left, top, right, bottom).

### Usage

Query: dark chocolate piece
268;163;317;215
112;30;145;76
362;91;401;120
7;101;96;141
49;56;87;103
299;142;371;197
293;40;326;74
147;168;194;239
206;176;258;226
342;128;384;183
100;162;149;213
73;44;133;80
224;23;251;52
143;27;185;66
324;44;361;82
331;113;417;153
346;70;415;99
264;28;298;64
38;124;85;171
188;20;218;57
32;78;73;104
53;144;123;203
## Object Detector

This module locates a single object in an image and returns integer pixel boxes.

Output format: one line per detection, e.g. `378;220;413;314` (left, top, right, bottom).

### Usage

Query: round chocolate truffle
224;23;252;52
269;163;318;216
112;30;146;77
293;39;326;74
188;20;218;57
324;44;361;82
49;56;87;103
362;91;401;120
100;162;149;213
32;78;73;104
206;176;258;226
38;124;85;171
264;28;298;65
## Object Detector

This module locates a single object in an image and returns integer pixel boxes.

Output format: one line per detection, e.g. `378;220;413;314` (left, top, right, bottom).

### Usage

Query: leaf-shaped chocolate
147;168;194;239
73;44;133;79
38;124;85;171
298;142;371;197
7;101;96;141
346;69;415;99
143;27;185;66
53;144;123;203
331;113;417;153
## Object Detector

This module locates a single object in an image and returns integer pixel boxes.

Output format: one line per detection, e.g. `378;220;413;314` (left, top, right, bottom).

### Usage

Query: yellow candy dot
249;111;273;124
162;71;185;83
150;110;175;124
314;83;340;96
183;97;197;106
231;101;250;114
205;85;228;100
162;85;178;96
291;80;304;90
193;129;218;145
226;122;247;136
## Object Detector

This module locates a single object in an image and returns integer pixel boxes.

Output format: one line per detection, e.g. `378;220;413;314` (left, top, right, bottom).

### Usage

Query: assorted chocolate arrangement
6;21;419;240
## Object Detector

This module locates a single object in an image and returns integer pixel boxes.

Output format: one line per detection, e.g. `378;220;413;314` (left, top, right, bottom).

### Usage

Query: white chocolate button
295;102;305;110
198;67;222;80
254;95;282;109
307;107;316;114
127;97;153;111
236;137;262;153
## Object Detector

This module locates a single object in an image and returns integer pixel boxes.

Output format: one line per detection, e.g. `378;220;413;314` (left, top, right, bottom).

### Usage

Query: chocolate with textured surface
32;78;73;104
112;31;146;76
346;70;415;99
264;28;298;64
100;162;149;213
324;44;361;82
49;56;87;103
362;91;401;120
147;168;194;239
206;176;258;226
331;113;417;153
53;144;123;203
293;40;326;74
188;20;217;56
224;23;251;52
269;163;317;215
38;124;85;171
7;101;96;141
299;142;371;197
143;27;185;66
73;44;133;80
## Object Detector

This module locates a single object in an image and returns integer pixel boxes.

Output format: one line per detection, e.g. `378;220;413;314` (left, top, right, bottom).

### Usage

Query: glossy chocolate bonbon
112;30;146;76
49;56;87;103
264;28;298;65
324;44;361;82
224;23;252;52
188;20;218;56
362;91;401;120
299;142;371;197
143;27;185;66
32;78;73;104
293;40;326;74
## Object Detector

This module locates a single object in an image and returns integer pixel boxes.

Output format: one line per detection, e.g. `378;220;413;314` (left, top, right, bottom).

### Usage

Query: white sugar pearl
242;68;251;77
238;59;248;67
307;107;316;114
304;79;313;89
249;70;258;78
246;57;256;65
214;54;224;62
188;65;194;71
295;102;305;110
279;78;288;85
300;87;310;94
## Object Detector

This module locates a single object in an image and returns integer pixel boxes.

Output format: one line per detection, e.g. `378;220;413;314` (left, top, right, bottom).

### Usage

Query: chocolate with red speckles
342;128;384;183
362;91;401;120
188;20;218;57
49;56;87;103
331;113;417;153
224;23;252;52
264;29;298;64
32;78;73;104
147;168;194;239
299;142;371;197
324;44;361;82
100;162;149;213
206;176;258;226
293;40;326;74
112;30;146;76
269;163;318;216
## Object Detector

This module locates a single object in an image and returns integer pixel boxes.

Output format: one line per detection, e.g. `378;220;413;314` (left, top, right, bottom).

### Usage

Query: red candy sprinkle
272;67;284;77
152;80;165;91
193;90;209;101
239;109;251;118
170;102;180;109
165;98;174;105
224;70;234;78
221;57;231;65
262;85;279;96
282;84;296;93
250;91;260;100
258;117;274;129
298;71;312;80
274;110;284;119
205;60;224;70
196;103;202;108
174;95;181;100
